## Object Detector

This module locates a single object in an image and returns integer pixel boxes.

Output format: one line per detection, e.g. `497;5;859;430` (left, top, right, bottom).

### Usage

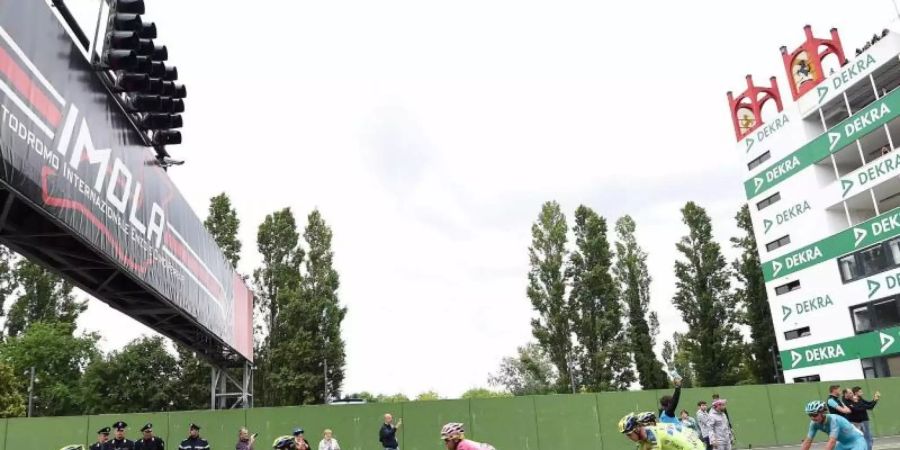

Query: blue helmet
805;400;826;414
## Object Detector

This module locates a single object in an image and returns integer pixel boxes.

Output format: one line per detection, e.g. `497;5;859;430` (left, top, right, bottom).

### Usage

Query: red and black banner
0;1;252;361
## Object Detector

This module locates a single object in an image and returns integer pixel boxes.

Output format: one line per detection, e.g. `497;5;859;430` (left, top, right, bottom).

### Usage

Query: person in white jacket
319;429;340;450
709;399;733;450
696;401;712;450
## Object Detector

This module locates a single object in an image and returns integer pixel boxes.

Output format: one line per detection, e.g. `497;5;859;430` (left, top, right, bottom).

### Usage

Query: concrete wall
6;378;900;450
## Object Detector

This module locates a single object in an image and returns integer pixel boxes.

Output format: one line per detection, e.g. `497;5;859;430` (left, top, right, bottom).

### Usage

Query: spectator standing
318;429;340;450
380;414;402;450
848;387;880;450
111;422;135;450
293;428;310;450
134;423;164;450
710;395;733;427
708;399;733;450
696;401;712;450
658;378;682;424
826;385;851;418
235;427;255;450
91;427;112;450
680;410;700;436
178;423;210;450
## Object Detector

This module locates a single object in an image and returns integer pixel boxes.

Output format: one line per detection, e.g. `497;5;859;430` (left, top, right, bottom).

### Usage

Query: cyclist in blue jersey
801;401;866;450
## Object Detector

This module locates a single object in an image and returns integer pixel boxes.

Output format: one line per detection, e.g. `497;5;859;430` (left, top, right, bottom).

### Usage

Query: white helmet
440;422;465;440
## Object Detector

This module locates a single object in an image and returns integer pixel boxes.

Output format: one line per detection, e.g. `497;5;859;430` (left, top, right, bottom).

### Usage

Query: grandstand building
730;24;900;382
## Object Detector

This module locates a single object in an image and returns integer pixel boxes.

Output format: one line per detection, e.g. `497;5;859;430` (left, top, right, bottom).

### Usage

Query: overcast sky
63;0;900;398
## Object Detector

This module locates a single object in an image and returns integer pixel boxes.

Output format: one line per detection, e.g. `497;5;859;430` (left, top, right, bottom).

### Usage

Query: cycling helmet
273;435;295;449
59;446;84;450
618;413;639;434
440;422;465;440
805;400;826;415
636;411;657;425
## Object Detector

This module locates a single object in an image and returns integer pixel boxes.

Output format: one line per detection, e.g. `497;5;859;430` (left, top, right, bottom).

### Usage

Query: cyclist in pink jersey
440;423;496;450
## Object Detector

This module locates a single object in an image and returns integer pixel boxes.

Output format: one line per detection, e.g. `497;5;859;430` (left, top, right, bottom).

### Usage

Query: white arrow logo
754;177;764;193
854;228;868;247
817;85;829;103
828;132;842;151
791;350;802;368
772;260;783;277
880;332;895;353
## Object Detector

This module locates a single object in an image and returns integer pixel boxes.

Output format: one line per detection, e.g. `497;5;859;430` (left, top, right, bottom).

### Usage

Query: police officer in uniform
135;423;164;450
111;421;135;450
91;427;112;450
178;423;209;450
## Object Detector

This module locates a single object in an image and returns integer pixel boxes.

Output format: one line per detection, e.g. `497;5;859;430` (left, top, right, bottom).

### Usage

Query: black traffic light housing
99;0;187;168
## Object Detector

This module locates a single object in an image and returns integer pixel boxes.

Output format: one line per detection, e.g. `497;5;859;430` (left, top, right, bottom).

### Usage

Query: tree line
489;201;777;394
0;193;348;416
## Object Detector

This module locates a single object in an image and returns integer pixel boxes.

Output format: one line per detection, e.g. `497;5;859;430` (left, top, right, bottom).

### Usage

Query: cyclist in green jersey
620;413;705;450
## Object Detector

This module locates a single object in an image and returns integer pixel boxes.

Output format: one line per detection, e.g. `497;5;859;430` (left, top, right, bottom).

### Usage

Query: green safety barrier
2;380;898;450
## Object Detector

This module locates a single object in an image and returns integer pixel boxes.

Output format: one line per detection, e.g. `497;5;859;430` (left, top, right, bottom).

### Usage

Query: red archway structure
780;25;847;100
726;75;783;141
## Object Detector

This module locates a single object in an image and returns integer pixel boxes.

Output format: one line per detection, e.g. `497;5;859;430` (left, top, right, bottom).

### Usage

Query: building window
850;296;900;334
785;326;811;340
766;235;791;252
860;356;900;379
775;280;801;295
757;192;781;211
748;151;772;170
839;237;900;283
793;375;821;383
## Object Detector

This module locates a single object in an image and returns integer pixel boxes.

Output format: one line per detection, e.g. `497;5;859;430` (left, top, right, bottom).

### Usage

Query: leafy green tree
613;216;668;389
415;391;441;401
80;336;180;413
460;388;512;399
732;204;779;383
0;362;24;417
301;210;347;402
527;201;573;393
376;393;410;403
0;322;98;416
261;209;346;405
254;208;304;335
349;391;379;402
673;202;744;387
172;346;209;410
5;260;85;337
204;193;243;268
253;208;304;406
0;245;15;315
567;206;632;391
489;342;557;395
